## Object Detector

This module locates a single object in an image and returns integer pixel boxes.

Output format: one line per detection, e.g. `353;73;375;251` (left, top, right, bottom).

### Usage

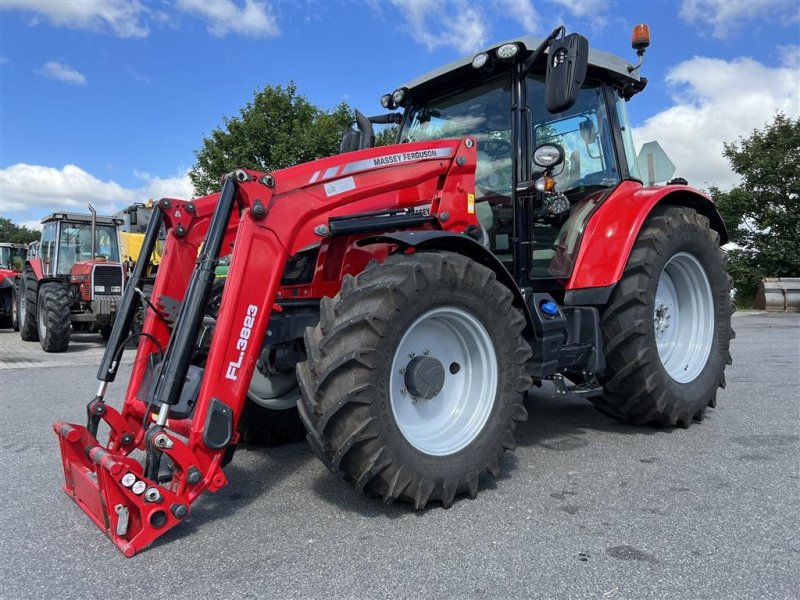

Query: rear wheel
297;252;531;508
37;283;71;353
18;267;39;341
593;206;733;426
11;283;19;331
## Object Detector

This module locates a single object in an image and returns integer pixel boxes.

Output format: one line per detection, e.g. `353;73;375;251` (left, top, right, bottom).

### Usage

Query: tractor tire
593;206;733;427
11;283;19;331
36;283;72;353
297;252;531;508
18;267;39;342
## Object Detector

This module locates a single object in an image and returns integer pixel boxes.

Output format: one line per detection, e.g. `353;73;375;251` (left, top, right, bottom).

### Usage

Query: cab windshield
0;246;25;270
402;76;513;199
0;247;12;269
57;223;120;274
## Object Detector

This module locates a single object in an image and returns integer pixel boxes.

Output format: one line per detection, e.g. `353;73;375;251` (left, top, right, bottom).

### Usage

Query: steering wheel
479;138;512;158
475;139;513;197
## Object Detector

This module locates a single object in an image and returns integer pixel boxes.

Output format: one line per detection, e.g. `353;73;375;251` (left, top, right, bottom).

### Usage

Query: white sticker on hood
324;176;356;197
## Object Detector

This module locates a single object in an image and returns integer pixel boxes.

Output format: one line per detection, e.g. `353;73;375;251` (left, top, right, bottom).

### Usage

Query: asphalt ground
0;313;798;600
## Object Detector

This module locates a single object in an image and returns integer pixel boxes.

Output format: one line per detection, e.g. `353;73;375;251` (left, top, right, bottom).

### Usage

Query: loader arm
53;138;478;556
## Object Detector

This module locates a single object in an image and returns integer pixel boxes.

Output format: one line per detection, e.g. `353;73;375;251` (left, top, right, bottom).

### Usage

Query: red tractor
18;209;125;351
0;242;27;329
54;25;733;556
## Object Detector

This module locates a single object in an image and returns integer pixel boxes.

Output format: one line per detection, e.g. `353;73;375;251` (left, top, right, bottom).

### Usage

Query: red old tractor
19;210;125;351
0;242;27;329
54;26;732;556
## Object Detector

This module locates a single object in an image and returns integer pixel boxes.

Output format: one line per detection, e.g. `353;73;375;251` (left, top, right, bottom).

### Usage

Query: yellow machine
118;200;164;275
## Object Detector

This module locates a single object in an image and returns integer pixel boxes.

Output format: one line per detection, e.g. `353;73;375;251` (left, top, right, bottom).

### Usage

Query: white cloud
177;0;279;38
779;44;799;69
679;0;800;40
36;61;87;85
1;0;151;38
19;221;43;232
547;0;611;30
632;55;800;191
502;0;542;34
0;164;193;220
390;0;489;54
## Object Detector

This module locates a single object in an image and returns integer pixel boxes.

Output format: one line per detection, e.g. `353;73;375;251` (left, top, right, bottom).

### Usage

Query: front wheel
297;252;531;508
593;206;733;427
37;283;71;352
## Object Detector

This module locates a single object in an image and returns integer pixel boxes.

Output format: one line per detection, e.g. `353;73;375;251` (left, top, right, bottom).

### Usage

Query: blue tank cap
540;301;559;317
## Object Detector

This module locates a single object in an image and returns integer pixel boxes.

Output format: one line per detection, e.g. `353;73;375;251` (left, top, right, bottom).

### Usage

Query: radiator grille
92;265;123;296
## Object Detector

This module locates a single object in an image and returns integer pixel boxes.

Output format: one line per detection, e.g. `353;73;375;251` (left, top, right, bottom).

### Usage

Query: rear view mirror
339;130;361;153
545;33;589;113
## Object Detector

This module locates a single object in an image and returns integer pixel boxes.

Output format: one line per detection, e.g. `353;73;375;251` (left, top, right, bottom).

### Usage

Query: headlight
471;52;489;69
533;144;565;168
496;43;519;59
392;88;408;105
380;94;393;109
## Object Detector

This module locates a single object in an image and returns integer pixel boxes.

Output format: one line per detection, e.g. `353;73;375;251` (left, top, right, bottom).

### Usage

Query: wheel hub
389;306;498;456
654;252;714;383
403;355;445;400
653;302;671;335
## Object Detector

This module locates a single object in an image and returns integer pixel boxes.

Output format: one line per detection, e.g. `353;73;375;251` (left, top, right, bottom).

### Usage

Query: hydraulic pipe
96;208;164;382
151;175;238;409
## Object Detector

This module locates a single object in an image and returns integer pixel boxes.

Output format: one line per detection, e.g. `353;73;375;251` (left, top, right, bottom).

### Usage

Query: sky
0;0;798;229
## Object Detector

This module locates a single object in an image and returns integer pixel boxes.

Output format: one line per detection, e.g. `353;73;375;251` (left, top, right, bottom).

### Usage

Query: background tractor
19;208;125;352
0;242;26;329
54;24;733;556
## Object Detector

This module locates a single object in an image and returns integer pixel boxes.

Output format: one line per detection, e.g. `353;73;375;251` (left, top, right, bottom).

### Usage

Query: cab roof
41;212;123;226
400;35;640;92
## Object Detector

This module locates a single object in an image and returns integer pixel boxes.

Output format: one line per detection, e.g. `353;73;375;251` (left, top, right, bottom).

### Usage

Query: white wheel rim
37;293;46;340
18;284;26;328
654;252;714;383
389;307;498;456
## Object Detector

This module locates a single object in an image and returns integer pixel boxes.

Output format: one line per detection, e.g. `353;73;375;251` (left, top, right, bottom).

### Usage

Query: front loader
54;24;733;556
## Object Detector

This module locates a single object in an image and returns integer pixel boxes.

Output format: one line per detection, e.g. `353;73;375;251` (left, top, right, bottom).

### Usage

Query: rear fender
566;183;728;292
25;258;44;281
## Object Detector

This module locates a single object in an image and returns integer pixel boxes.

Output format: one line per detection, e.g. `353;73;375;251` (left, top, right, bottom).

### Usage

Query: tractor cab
0;242;27;272
38;212;123;277
379;30;648;292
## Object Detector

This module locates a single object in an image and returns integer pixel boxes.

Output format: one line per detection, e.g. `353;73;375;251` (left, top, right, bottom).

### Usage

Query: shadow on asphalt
304;384;665;518
149;443;314;553
138;386;673;537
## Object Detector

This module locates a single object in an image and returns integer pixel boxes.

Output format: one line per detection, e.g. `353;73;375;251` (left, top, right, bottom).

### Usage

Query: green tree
190;82;354;196
0;217;40;244
712;113;800;306
375;125;399;147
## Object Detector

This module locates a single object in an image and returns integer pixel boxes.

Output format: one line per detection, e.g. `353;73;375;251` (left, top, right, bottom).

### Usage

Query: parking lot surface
0;313;798;599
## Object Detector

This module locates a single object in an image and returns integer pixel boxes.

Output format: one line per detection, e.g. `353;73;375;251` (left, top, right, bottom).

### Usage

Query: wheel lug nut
400;387;407;394
423;348;430;355
408;352;415;358
400;367;406;374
